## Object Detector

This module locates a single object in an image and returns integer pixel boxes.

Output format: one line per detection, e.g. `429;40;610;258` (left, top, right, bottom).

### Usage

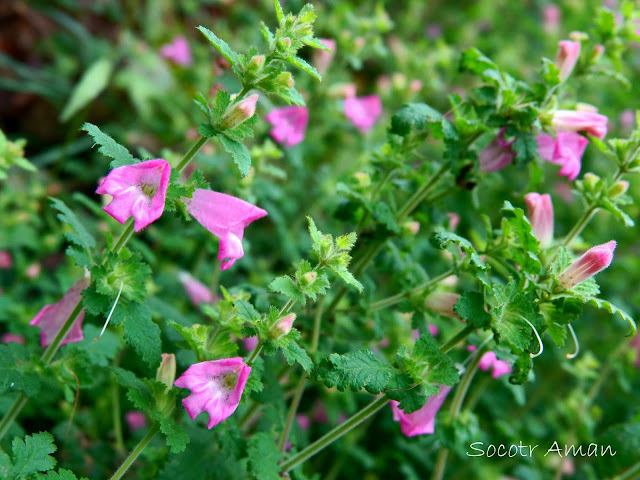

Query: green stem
440;325;475;354
310;297;325;352
109;424;160;480
279;299;295;316
40;301;85;365
175;136;208;174
112;382;125;457
245;342;263;365
280;395;389;473
0;393;28;441
368;269;454;311
396;163;449;223
612;460;640;480
431;345;486;480
111;218;135;254
279;372;308;453
562;207;598;248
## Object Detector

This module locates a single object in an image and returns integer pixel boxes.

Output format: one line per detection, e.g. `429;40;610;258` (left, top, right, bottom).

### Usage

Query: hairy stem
109;424;160;480
368;269;454;311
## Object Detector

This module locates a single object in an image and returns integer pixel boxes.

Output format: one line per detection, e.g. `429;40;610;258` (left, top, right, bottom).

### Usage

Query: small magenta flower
537;132;588;181
174;357;251;429
30;277;90;348
265;106;309;148
125;411;147;431
0;251;12;269
344;95;382;133
160;35;193;66
425;292;460;318
2;333;25;344
524;193;554;247
390;384;452;437
185;189;268;271
96;159;171;232
478;351;512;379
297;413;311;430
555;40;581;81
558;241;616;289
178;272;213;306
314;38;336;75
550;110;608;139
243;336;258;351
478;128;515;172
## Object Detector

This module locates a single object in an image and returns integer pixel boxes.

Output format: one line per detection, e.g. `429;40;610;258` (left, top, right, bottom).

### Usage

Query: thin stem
440;325;475;354
280;395;389;473
310;297;325;352
112;382;125;457
279;299;295;316
109;424;160;480
245;342;263;365
279;372;307;453
175;136;208;174
0;393;28;441
562;207;597;248
431;345;486;480
368;269;454;311
40;301;85;365
111;218;135;255
612;460;640;480
396;163;449;223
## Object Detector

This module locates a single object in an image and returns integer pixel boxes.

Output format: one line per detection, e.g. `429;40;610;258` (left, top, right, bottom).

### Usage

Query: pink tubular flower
555;40;581;81
390;384;452;437
314;38;336;75
185;189;268;271
537;132;588;181
125;411;147;431
174;357;251;429
524;193;554;247
0;251;12;269
558;241;616;289
30;277;90;348
478;351;497;371
265;106;309;148
425;292;461;318
178;272;213;306
550;110;608;139
2;333;25;344
344;95;382;133
478;351;512;378
478;128;515;172
160;35;193;66
96;159;171;232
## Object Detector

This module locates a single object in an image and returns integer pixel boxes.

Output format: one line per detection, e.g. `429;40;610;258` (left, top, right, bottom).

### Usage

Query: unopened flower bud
402;221;420;235
608;180;629;197
555;40;581;81
569;31;588;42
582;172;600;190
558;241;616;289
524;193;554;248
221;94;259;129
277;37;292;50
276;72;294;88
156;353;176;392
247;55;266;72
590;44;604;63
353;171;371;187
270;313;296;338
425;292;460;318
302;271;317;285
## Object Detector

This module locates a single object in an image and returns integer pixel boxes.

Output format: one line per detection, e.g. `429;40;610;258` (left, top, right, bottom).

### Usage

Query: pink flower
125;411;147;431
26;263;41;279
478;128;515;172
524;193;554;247
551;110;608;139
543;5;560;32
2;333;25;344
174;357;251;429
425;292;460;318
265;106;309;148
313;38;336;75
447;212;460;231
344;95;382;133
30;277;90;348
0;251;12;269
428;324;439;337
178;272;213;306
243;336;259;351
185;189;268;271
270;313;296;338
390;385;452;437
620;109;635;132
537;132;588;181
297;413;311;430
558;240;616;289
555;40;581;81
160;35;193;66
221;94;259;129
96;159;171;232
478;351;512;378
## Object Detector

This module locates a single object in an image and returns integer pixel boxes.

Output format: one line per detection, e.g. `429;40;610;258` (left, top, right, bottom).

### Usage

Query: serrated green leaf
50;198;96;256
328;265;363;292
269;275;306;305
197;26;240;67
9;432;57;478
453;292;491;329
159;417;190;454
121;303;162;369
586;297;636;335
247;432;280;480
112;367;153;410
285;55;321;81
274;0;284;22
315;349;396;394
81;123;137;168
390;103;441;137
501;201;541;274
430;228;486;270
60;58;113;122
0;343;41;397
217;135;251;177
281;341;313;372
400;336;459;387
37;468;89;480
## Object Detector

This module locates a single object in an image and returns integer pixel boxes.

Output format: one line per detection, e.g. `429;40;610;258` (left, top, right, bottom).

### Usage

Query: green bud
277;37;292;51
221;94;259;129
353;172;371;187
269;313;296;339
247;55;266;72
301;271;317;286
583;172;600;190
402;221;420;235
608;180;629;197
276;72;294;88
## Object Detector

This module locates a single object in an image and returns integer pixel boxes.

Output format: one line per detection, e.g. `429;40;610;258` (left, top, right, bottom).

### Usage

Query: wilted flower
185;189;268;271
425;292;460;318
96;159;171;232
265;106;309;148
537;132;588;181
524;193;554;247
314;38;336;74
178;272;213;306
125;411;147;431
344;95;382;133
558;241;616;289
160;35;193;66
174;357;251;429
550;110;608;139
479;128;515;172
555;40;581;81
30;277;90;348
390;384;452;437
